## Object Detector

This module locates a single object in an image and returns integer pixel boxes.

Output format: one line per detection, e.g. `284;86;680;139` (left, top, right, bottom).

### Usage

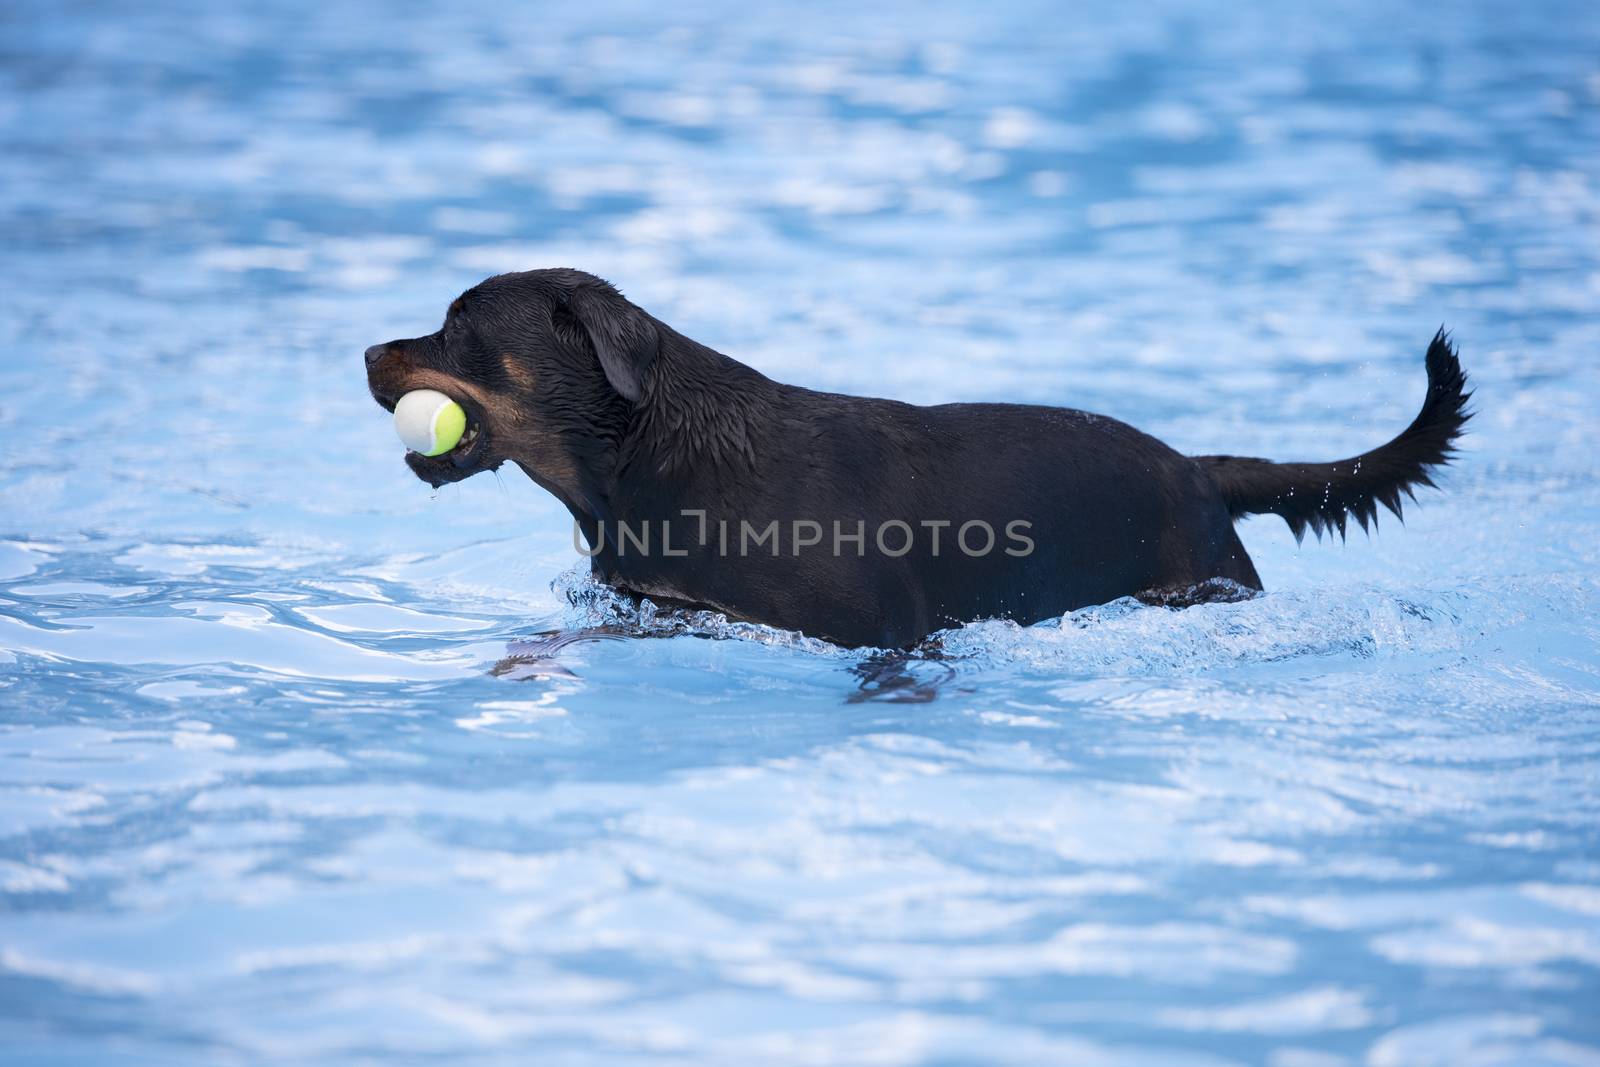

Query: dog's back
599;384;1260;646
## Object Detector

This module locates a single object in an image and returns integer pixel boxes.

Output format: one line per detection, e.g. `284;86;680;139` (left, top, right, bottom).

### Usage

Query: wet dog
366;268;1470;648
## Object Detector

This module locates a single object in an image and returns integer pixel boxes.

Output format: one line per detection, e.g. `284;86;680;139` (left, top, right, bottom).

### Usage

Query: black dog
366;268;1470;648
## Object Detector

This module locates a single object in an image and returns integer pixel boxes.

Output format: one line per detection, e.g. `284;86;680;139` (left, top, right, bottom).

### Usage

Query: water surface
2;1;1599;1063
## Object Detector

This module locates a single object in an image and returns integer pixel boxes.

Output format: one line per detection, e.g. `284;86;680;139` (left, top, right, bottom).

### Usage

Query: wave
547;565;1599;680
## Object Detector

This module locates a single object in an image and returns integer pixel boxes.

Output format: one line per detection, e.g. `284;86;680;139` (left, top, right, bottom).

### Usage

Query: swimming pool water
2;1;1598;1063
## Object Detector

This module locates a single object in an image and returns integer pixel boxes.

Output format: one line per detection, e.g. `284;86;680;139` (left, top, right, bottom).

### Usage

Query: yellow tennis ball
393;389;466;456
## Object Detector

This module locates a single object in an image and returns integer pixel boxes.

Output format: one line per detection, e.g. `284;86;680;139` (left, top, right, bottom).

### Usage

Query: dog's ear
557;279;659;403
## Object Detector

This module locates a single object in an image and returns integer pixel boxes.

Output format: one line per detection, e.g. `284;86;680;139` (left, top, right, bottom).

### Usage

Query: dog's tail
1195;329;1472;541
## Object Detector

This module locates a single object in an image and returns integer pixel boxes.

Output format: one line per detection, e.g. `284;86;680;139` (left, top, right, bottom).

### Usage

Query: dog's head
365;269;659;496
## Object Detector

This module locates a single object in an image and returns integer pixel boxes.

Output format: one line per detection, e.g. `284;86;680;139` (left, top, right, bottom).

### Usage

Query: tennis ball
393;389;467;456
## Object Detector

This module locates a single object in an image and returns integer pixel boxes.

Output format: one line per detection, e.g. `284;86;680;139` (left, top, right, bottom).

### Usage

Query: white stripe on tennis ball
393;389;467;456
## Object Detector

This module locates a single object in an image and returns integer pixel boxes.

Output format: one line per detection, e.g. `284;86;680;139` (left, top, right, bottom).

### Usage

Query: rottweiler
366;268;1470;648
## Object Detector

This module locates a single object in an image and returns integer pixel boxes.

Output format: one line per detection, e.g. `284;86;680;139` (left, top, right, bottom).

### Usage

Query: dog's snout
364;343;389;368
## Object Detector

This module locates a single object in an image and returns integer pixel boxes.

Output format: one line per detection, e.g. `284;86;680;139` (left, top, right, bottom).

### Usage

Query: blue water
3;1;1599;1063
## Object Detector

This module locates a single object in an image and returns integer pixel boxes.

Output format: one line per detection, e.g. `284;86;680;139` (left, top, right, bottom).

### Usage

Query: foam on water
2;0;1599;1063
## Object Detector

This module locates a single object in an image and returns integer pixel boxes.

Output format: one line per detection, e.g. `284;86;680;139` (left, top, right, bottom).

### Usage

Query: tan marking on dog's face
501;353;537;393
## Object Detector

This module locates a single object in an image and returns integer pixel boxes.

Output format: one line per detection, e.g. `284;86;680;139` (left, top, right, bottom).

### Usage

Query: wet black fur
367;269;1471;648
1196;330;1472;541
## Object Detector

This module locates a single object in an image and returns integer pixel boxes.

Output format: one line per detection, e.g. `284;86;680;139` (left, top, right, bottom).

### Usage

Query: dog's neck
519;333;774;554
618;329;774;481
